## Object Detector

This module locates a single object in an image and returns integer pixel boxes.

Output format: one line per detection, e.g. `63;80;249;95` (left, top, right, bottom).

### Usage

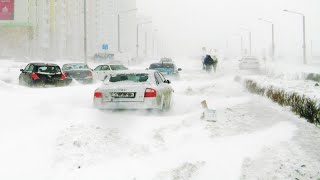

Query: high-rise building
0;0;32;57
88;0;137;57
1;0;139;60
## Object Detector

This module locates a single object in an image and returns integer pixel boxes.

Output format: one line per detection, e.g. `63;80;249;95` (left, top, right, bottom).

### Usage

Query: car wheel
19;77;24;86
161;100;170;112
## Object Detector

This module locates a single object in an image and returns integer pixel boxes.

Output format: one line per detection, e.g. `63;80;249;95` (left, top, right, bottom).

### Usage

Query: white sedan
93;70;174;110
92;63;128;81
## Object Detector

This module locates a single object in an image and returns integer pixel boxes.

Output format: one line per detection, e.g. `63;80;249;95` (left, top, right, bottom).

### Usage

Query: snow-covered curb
243;77;320;126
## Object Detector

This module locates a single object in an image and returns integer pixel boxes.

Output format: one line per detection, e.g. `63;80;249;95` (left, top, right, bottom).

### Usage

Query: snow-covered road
0;58;319;180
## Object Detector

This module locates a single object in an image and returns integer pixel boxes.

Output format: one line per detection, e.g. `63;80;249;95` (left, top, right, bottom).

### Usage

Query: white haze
137;0;320;58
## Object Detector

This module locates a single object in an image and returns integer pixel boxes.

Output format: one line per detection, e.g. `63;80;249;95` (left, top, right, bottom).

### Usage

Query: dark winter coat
204;55;214;65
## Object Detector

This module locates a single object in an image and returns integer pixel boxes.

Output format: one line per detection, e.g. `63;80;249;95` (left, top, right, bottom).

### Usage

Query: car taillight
144;88;157;97
88;71;93;77
61;73;66;80
31;73;40;80
94;90;103;98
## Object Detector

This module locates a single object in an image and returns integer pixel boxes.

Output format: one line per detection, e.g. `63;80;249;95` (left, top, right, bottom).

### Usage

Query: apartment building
1;0;139;60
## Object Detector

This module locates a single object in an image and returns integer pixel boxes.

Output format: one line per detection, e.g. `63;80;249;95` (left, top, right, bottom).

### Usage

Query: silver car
93;70;174;110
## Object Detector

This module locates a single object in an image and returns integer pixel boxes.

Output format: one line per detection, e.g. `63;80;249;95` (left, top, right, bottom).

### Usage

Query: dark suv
19;63;66;87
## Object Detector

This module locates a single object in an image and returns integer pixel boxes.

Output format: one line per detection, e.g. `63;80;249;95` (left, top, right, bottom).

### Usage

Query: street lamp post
83;0;87;63
241;28;252;56
152;29;158;57
233;34;244;55
284;10;307;64
258;18;275;61
117;8;137;53
136;21;152;57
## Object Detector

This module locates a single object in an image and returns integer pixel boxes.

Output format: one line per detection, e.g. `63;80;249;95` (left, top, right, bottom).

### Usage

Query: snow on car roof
108;69;157;75
31;62;60;66
105;61;124;65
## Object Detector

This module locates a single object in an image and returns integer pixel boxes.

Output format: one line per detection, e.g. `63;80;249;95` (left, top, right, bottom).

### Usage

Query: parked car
62;63;93;84
239;56;260;70
93;62;128;81
19;63;66;87
93;53;114;63
93;70;173;111
148;62;182;78
159;57;174;63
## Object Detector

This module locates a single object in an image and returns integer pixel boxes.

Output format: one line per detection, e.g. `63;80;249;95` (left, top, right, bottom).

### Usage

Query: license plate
111;92;136;98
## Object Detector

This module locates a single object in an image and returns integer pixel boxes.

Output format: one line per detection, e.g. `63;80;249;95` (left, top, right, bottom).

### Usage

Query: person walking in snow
212;55;218;73
203;54;214;73
201;47;207;70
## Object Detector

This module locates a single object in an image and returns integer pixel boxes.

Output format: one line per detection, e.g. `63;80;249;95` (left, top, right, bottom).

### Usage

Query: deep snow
0;57;319;180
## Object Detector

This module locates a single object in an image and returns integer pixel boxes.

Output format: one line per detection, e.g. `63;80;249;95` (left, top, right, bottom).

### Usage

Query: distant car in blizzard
159;57;174;63
93;53;114;63
62;63;93;84
19;63;66;87
239;56;260;70
148;62;182;78
93;70;173;111
93;62;128;81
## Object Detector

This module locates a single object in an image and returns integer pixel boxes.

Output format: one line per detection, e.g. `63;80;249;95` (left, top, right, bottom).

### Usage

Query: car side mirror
20;69;24;72
165;80;171;84
178;68;182;71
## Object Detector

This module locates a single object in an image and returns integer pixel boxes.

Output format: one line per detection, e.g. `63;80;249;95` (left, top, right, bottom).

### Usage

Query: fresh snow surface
0;57;319;180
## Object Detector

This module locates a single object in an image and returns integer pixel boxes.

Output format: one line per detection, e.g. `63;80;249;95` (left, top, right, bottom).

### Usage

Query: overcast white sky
137;0;320;58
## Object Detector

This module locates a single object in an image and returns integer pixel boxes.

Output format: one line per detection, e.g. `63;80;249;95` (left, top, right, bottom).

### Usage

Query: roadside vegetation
306;73;320;83
245;79;320;126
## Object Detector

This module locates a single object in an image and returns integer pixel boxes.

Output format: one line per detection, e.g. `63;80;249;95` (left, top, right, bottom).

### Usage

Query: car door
20;64;34;84
26;64;36;84
158;72;173;99
19;64;29;84
155;72;172;107
100;65;111;80
93;65;104;80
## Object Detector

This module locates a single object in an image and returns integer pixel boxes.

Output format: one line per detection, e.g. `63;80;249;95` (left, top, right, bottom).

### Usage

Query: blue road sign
102;44;108;50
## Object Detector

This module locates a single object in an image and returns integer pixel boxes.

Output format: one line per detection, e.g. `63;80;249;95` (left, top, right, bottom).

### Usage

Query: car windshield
63;64;89;70
110;65;128;70
109;73;149;83
37;66;61;73
149;63;174;69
